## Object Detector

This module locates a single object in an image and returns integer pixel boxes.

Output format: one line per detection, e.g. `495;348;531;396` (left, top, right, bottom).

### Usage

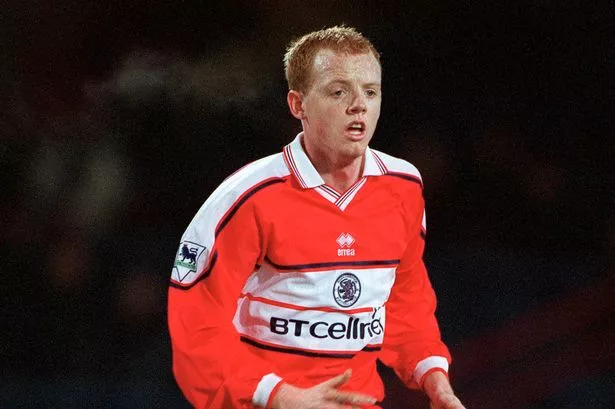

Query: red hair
284;25;381;93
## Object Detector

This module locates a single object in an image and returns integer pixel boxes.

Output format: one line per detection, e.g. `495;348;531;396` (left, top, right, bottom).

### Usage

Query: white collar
282;133;386;189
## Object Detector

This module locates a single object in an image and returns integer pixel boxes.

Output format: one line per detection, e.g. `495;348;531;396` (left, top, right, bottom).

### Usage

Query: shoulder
218;152;289;199
171;154;288;286
186;152;288;233
371;149;423;188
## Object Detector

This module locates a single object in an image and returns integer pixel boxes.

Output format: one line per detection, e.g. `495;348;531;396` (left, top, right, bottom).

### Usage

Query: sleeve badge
172;241;208;283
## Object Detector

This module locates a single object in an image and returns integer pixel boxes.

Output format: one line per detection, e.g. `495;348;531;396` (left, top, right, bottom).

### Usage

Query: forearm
422;371;453;400
422;371;466;409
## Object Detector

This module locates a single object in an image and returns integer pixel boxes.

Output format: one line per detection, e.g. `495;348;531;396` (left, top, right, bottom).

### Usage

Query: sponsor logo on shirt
269;314;383;340
267;275;384;342
336;232;355;256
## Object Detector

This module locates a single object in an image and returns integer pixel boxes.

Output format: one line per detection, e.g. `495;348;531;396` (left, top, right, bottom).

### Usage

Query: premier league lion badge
173;241;207;283
333;273;361;307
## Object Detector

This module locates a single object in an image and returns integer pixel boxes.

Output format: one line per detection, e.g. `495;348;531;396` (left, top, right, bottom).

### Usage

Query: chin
342;142;368;159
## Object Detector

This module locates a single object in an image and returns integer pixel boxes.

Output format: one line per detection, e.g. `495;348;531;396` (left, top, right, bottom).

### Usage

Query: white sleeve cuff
414;355;449;384
252;373;284;408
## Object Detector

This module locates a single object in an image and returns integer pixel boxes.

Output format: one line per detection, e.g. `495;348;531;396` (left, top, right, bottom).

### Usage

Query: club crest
333;273;361;307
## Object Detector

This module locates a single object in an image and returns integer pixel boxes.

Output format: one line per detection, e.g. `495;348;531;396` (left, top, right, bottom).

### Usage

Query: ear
287;90;306;120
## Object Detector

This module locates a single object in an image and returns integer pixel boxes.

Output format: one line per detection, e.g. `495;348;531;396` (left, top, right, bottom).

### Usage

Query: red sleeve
168;194;280;408
379;186;451;390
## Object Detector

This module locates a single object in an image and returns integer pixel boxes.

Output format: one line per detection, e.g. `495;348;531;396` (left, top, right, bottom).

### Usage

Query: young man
168;26;465;409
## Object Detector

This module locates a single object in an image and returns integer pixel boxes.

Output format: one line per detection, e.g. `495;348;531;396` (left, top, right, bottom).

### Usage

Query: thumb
318;369;352;389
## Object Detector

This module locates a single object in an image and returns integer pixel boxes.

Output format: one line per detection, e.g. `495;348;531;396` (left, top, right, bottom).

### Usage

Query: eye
365;89;378;98
332;89;345;97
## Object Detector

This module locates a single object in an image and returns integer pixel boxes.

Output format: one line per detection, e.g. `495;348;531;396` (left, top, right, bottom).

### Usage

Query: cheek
369;104;381;123
371;100;381;115
307;102;346;137
319;106;343;128
373;108;381;121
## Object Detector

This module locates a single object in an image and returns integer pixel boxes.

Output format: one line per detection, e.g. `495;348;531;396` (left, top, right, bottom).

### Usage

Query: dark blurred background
1;1;614;408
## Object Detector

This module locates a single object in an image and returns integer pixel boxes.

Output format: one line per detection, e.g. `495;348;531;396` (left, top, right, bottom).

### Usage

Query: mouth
344;121;367;141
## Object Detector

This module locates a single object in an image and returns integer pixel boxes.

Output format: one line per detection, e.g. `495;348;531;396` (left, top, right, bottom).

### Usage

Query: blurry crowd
1;2;613;407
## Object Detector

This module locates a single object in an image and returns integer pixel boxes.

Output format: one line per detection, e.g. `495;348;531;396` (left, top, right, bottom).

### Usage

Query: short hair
284;25;381;93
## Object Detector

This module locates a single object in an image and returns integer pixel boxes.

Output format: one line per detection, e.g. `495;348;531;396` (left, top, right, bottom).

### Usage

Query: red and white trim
239;292;375;315
320;184;341;198
315;185;340;202
240;333;383;357
335;177;367;211
282;135;325;188
372;151;389;174
283;133;387;189
282;134;388;210
283;144;310;188
240;264;396;309
252;373;284;408
415;355;449;387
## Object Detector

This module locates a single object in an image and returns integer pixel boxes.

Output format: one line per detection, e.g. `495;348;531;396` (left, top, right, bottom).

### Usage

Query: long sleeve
379;187;451;390
168;178;284;408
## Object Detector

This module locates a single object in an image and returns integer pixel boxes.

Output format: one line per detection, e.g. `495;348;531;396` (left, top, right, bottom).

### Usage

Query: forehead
310;49;381;85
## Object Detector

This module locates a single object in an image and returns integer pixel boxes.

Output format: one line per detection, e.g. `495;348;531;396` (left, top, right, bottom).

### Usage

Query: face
290;49;382;160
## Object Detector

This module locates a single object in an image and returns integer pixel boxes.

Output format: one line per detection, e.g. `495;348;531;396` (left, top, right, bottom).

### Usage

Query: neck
302;138;364;193
323;161;363;192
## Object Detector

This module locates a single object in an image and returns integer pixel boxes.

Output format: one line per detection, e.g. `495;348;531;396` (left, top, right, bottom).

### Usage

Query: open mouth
346;121;366;139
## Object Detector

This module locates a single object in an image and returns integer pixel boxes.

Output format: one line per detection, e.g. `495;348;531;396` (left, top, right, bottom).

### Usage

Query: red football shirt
168;134;451;408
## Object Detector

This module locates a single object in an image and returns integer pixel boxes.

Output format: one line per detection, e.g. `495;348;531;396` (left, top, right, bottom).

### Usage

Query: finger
318;369;352;388
325;389;377;405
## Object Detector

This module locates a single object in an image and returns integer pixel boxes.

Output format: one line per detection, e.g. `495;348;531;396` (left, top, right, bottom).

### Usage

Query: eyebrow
326;80;381;88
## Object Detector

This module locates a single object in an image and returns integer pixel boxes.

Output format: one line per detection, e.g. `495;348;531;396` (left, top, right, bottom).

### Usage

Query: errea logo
336;233;356;257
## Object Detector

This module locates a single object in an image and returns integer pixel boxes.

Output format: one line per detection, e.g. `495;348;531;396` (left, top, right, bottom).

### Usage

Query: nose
347;92;367;115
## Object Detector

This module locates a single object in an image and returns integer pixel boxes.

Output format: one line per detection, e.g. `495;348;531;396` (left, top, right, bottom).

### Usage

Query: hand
270;369;378;409
423;371;466;409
